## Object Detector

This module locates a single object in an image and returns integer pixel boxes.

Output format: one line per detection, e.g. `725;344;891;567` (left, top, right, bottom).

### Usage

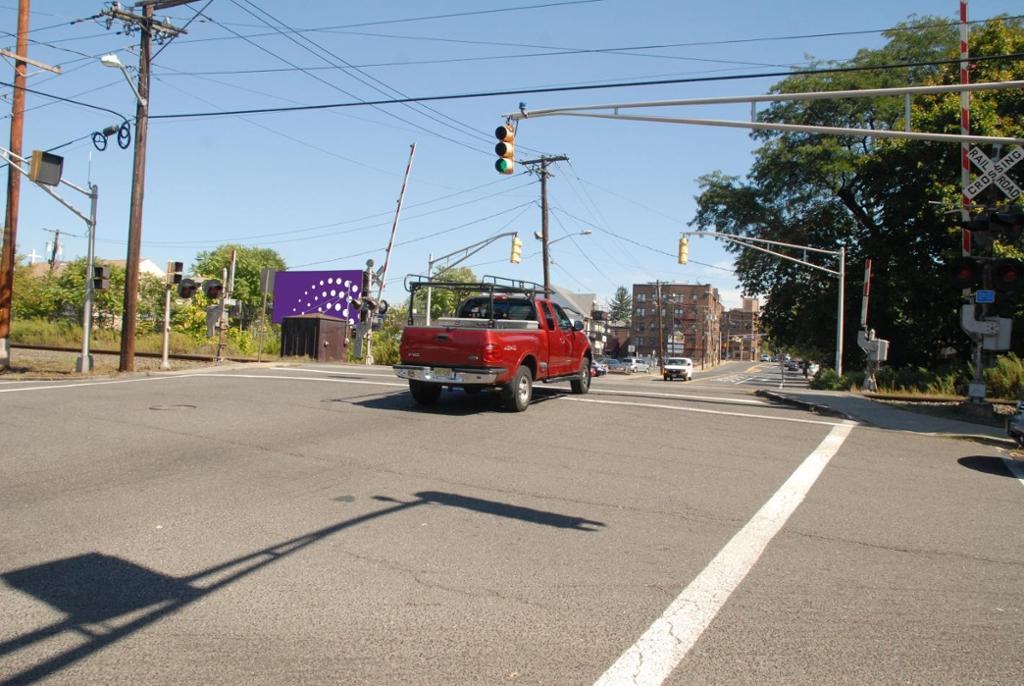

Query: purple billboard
271;269;364;324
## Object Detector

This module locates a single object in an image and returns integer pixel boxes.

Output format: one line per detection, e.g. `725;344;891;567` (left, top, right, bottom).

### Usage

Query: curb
755;389;1017;449
754;390;856;421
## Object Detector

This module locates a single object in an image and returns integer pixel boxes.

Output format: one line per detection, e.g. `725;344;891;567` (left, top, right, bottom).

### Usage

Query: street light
535;229;591;246
100;53;146;106
534;229;591;274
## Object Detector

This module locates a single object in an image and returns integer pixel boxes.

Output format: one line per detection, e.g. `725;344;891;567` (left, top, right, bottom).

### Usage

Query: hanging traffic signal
177;278;197;298
949;256;983;289
166;260;184;285
510;235;522;263
992;258;1024;293
677;237;689;265
92;265;110;291
494;124;515;175
202;279;223;300
29;150;63;186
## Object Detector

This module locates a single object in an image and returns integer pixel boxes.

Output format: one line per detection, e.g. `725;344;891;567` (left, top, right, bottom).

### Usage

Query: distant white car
760;354;771;362
663;357;693;381
622;357;650;373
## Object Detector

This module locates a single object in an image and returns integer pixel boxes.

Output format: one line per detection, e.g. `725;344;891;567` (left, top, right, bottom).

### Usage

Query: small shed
280;314;350;363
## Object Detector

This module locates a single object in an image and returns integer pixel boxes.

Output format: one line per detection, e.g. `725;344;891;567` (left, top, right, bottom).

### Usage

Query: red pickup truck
393;276;592;411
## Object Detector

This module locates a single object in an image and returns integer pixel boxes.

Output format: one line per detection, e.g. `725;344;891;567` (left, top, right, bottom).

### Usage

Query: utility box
281;314;350;363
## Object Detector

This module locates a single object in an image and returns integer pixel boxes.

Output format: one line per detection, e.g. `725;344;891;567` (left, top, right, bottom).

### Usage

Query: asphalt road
1;361;1021;685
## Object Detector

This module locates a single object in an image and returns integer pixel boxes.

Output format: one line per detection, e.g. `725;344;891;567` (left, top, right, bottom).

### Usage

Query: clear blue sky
4;1;1020;310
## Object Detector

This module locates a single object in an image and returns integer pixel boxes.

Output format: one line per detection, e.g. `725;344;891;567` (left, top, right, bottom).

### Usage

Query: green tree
691;15;1024;370
608;286;632;323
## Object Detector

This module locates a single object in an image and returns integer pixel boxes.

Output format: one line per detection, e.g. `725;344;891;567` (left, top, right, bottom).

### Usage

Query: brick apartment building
721;296;761;360
629;282;723;368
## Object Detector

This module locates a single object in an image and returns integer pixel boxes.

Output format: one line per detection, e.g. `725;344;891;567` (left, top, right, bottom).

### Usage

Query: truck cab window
553;304;573;331
541;302;556;330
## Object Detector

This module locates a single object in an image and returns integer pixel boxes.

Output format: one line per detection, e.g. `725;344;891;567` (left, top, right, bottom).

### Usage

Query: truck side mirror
573;320;585;332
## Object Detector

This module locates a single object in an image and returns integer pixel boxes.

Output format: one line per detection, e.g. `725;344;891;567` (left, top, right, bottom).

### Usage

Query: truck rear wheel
570;357;591;394
409;380;442;405
501;365;533;412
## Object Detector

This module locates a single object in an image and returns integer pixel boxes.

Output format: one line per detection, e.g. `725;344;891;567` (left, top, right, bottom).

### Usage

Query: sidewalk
755;387;1017;448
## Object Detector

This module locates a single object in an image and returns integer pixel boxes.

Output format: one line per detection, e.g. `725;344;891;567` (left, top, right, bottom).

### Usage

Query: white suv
622;357;650;373
663;357;693;381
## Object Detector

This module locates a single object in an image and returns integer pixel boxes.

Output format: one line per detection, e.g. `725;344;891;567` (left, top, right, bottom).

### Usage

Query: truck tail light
483;343;501;364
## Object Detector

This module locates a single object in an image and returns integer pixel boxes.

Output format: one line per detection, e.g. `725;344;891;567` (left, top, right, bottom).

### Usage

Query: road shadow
350;385;565;414
0;490;601;685
958;455;1020;478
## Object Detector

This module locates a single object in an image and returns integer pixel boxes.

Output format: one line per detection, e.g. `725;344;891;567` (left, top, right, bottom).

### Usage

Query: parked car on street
622;357;650;373
663;357;693;381
760;354;771;362
604;359;630;374
591;359;609;376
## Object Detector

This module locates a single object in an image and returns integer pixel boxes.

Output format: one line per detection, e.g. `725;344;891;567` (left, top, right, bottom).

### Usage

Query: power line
287;200;536;269
172;13;1024;63
138;50;1024;120
230;0;495;152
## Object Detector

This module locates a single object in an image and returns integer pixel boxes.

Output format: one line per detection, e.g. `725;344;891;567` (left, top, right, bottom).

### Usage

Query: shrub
985;353;1024;400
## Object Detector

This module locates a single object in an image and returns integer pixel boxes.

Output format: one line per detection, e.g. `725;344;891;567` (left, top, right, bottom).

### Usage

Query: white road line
278;366;768;406
0;375;191;394
201;372;407;388
1003;457;1024;485
593;420;857;686
567;396;847;427
589;388;766;406
272;365;395;378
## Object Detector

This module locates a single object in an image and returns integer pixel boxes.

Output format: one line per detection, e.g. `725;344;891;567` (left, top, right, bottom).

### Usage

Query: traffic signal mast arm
685;230;841;275
507;81;1024;147
427;232;522;274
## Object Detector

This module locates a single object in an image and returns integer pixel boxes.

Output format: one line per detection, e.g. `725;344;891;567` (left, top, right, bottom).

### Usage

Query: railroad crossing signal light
993;258;1024;293
990;210;1024;244
678;237;689;265
510;235;522;263
950;256;983;289
166;260;184;285
92;265;110;291
202;279;223;300
29;150;63;186
494;124;515;175
177;277;197;299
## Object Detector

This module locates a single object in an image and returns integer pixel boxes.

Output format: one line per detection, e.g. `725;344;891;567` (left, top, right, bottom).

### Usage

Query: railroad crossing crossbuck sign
964;146;1023;200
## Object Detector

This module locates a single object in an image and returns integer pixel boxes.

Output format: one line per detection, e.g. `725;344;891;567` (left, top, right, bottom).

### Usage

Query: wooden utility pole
655;281;665;373
102;1;191;372
521;155;568;295
0;0;30;373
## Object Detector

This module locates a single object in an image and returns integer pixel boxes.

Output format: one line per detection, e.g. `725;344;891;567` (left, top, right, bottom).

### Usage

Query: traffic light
29;150;63;186
510;235;522;263
177;277;197;299
359;296;378;323
990;209;1024;244
992;258;1024;293
678;237;689;265
494;124;514;175
166;260;184;285
202;279;223;300
950;256;984;289
92;265;110;291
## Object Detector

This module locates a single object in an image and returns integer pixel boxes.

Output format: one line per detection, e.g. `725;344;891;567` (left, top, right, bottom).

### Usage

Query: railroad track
11;342;267;364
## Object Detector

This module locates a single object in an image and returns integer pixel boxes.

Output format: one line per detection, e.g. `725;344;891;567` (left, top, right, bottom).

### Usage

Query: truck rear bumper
393;365;506;385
